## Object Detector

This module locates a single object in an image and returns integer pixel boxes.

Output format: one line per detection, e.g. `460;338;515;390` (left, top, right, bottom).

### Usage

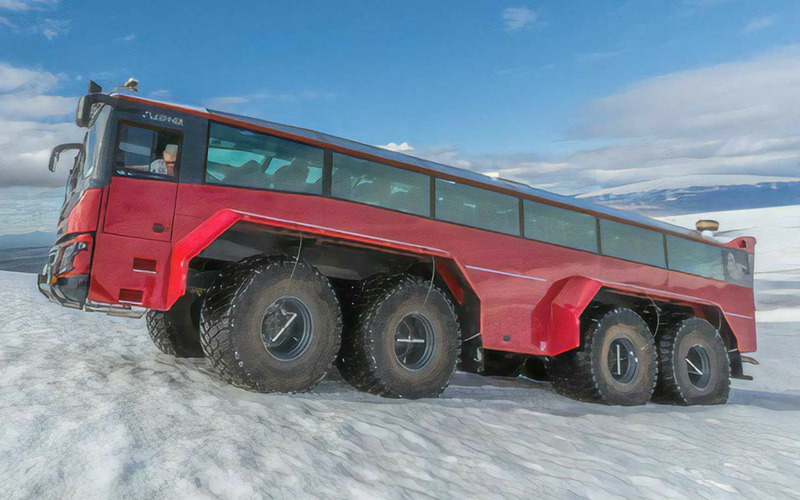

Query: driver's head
163;144;178;163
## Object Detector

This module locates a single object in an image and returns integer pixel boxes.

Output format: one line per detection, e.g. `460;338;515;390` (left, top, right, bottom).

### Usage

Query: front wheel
654;317;730;405
145;294;204;358
199;256;342;393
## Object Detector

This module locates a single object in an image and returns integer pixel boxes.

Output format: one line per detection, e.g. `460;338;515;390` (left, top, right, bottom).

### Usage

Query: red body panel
103;177;177;242
102;184;749;356
81;182;757;355
57;188;103;236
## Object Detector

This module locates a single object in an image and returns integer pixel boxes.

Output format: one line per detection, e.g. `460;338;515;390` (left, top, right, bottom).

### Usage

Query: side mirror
49;143;83;172
695;219;720;232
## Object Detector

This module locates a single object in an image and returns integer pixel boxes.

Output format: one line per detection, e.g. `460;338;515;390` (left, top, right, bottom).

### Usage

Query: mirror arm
49;143;84;172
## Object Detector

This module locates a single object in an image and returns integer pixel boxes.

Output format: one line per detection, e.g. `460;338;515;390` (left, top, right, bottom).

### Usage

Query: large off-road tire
199;256;342;393
337;275;461;399
548;307;658;406
654;317;730;405
145;294;204;358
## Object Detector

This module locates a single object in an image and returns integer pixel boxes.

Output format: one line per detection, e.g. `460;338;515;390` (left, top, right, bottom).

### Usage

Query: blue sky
2;0;800;193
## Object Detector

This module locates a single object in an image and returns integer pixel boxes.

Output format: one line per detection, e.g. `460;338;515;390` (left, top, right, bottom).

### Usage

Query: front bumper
37;235;93;310
38;272;89;310
38;233;146;318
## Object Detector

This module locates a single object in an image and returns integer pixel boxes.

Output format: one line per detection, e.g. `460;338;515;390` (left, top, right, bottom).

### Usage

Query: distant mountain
0;231;54;273
0;231;56;250
576;177;800;216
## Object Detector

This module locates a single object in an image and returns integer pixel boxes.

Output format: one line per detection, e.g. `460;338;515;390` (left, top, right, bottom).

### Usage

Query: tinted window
600;219;666;267
205;122;323;194
83;106;111;178
524;200;597;252
114;123;181;178
331;153;430;216
435;179;519;235
666;235;724;280
723;248;754;287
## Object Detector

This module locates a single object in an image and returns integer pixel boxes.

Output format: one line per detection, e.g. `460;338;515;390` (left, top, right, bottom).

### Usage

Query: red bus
39;84;757;405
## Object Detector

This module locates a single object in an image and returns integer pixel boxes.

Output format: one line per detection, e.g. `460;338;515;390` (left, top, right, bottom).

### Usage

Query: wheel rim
394;312;434;371
607;338;638;384
260;296;313;360
685;344;712;389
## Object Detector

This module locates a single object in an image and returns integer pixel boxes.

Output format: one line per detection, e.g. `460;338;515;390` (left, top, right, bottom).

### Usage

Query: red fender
531;277;603;355
531;275;755;356
165;208;476;309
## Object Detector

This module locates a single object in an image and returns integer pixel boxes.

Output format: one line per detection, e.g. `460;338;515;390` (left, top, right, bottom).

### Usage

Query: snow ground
1;269;799;499
1;204;799;498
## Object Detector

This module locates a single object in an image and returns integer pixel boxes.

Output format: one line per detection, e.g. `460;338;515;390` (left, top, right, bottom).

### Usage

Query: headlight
58;241;88;275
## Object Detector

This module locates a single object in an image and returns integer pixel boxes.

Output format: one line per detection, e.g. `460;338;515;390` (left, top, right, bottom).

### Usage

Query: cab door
103;121;183;241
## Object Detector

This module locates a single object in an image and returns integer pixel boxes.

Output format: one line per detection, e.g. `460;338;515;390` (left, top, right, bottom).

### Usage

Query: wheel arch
166;209;480;329
537;276;743;359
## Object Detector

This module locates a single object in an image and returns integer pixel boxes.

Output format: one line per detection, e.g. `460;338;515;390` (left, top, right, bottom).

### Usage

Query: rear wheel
199;256;342;393
654;317;730;405
338;275;461;399
145;294;204;358
548;307;658;406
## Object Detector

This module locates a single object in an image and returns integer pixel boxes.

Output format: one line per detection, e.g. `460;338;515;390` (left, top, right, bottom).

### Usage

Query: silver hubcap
394;312;434;371
260;296;313;360
607;338;639;383
686;345;711;389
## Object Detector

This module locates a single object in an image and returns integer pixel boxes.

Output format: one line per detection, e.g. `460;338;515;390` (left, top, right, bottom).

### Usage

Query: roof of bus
115;94;715;244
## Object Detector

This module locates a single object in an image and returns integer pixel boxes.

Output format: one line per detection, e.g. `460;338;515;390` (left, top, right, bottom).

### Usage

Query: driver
149;144;178;176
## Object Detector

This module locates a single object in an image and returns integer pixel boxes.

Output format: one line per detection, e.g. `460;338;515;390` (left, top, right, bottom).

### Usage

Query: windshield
61;105;111;218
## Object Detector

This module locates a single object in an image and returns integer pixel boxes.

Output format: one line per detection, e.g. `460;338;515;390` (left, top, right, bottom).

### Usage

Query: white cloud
116;33;135;42
502;7;538;31
32;18;69;39
0;62;80;187
378;142;414;152
0;62;58;92
0;0;36;10
204;90;334;110
0;15;15;27
0;0;57;9
742;15;777;34
148;89;170;99
577;46;800;139
403;47;800;196
0;93;75;118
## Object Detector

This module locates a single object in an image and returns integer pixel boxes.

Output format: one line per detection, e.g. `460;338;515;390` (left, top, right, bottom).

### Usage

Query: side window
435;179;519;235
722;248;753;287
331;153;430;216
666;235;725;280
205;122;323;194
114;122;181;179
113;123;181;178
600;219;666;268
524;200;597;252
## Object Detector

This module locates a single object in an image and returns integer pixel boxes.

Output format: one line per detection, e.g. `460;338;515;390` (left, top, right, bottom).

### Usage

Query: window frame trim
112;119;184;183
197;120;750;287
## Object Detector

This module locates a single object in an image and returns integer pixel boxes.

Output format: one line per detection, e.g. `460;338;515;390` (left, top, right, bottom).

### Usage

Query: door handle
152;223;168;234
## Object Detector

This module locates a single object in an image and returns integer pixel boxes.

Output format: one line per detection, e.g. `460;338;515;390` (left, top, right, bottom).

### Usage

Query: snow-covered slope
1;269;798;499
